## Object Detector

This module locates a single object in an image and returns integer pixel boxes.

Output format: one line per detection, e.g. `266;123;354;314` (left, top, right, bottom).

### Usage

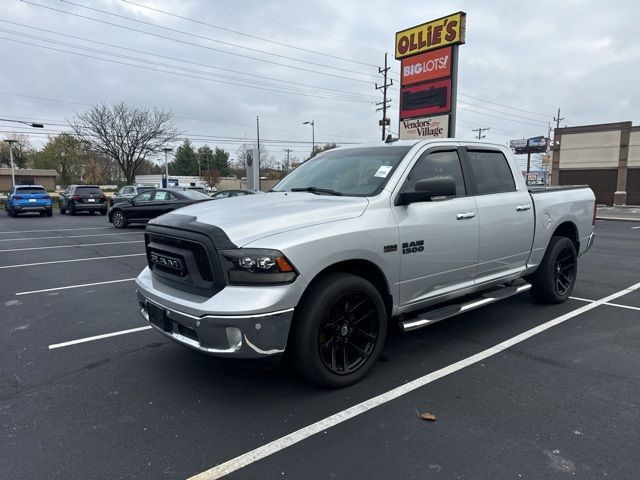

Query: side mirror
398;176;456;205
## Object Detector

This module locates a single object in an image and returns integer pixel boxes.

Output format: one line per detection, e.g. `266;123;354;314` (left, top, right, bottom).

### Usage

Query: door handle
456;211;476;220
516;204;532;211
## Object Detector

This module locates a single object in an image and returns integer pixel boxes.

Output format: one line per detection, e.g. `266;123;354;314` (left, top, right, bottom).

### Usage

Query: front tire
111;210;127;228
529;236;577;304
290;273;387;388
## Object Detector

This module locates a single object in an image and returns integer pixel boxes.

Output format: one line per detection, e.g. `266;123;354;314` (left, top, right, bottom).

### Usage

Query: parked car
211;189;256;199
108;188;213;228
170;186;209;195
5;185;52;217
110;185;155;206
59;185;108;215
135;139;595;387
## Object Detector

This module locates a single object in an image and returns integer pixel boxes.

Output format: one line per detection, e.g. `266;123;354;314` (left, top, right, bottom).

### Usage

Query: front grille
145;233;214;282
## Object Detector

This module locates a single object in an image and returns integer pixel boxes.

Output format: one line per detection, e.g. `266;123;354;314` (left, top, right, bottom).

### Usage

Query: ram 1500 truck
136;139;596;387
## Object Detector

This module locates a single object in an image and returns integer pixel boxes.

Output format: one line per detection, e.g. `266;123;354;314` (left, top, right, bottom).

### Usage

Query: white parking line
48;326;152;349
0;226;115;234
569;296;594;302
15;278;136;296
0;240;143;253
189;282;640;480
632;226;640;230
604;302;640;312
0;232;142;242
0;253;146;269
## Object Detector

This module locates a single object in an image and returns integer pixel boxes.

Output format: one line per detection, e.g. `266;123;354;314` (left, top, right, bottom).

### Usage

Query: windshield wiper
290;186;343;196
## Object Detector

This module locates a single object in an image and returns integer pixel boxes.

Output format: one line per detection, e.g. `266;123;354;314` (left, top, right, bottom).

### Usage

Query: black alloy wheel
552;246;576;297
111;211;127;228
528;235;577;304
318;292;379;375
291;273;387;388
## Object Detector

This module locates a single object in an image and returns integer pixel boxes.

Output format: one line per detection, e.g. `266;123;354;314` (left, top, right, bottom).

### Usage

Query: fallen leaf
416;409;436;421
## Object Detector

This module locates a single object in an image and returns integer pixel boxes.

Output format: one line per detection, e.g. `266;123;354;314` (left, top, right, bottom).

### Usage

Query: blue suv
5;185;52;217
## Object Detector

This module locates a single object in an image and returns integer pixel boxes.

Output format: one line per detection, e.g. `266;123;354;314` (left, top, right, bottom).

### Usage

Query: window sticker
374;165;393;178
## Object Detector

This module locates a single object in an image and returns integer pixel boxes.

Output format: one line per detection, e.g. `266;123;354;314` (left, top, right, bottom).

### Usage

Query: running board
400;283;532;332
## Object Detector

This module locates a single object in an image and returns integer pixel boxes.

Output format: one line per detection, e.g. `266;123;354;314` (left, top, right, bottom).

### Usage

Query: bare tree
202;169;221;191
1;133;33;168
68;102;179;184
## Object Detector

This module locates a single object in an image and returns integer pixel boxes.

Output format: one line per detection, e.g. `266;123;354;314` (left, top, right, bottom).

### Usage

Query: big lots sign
401;47;452;86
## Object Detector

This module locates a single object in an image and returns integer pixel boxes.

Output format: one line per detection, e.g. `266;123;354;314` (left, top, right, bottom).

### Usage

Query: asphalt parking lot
1;213;639;479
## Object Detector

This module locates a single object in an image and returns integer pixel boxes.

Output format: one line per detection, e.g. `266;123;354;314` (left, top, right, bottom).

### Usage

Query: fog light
225;327;242;350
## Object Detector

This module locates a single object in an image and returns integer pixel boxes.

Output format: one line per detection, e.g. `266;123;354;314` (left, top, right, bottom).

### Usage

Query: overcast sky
1;0;638;168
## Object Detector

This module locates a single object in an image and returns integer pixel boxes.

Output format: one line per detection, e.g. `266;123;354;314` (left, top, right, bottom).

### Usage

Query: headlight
220;249;298;285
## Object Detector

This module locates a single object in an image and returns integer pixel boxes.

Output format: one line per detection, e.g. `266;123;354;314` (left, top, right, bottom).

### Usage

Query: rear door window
465;150;516;195
152;191;172;201
134;191;154;202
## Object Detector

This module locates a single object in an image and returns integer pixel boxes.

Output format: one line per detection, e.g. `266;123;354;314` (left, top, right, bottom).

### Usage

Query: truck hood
152;192;368;246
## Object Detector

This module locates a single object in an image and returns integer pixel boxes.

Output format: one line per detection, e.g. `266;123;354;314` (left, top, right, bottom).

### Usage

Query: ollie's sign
395;12;466;59
401;47;452;86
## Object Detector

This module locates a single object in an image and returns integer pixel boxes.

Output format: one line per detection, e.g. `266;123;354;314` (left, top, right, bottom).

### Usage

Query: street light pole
4;139;17;187
0;119;45;188
163;147;173;187
303;120;314;157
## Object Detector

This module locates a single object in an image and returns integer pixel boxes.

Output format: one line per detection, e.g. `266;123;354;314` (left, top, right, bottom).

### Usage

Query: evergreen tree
170;139;198;175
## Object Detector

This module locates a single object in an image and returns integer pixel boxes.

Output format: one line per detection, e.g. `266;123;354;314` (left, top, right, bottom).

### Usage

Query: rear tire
9;208;17;218
100;209;107;216
528;236;577;304
290;273;387;388
59;202;66;214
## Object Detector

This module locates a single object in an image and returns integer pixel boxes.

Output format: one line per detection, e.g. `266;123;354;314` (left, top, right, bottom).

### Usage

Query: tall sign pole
395;12;466;140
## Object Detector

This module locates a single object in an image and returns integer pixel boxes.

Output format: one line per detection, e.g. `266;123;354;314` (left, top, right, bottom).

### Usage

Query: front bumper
137;291;294;358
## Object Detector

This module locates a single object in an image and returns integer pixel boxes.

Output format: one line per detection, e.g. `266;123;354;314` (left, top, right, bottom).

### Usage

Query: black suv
59;185;108;215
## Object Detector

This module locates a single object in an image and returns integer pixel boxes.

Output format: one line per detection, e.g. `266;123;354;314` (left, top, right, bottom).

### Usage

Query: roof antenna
385;134;398;143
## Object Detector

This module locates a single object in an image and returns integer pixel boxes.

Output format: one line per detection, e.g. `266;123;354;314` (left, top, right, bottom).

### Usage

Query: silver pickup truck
136;139;595;387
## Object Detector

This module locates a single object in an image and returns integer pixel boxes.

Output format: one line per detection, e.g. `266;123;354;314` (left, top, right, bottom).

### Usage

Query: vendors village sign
395;12;466;139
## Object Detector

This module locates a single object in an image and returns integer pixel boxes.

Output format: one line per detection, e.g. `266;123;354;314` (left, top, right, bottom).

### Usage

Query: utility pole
256;116;261;190
376;52;393;141
162;147;173;187
554;108;565;129
283;148;293;172
472;127;490;140
4;139;17;187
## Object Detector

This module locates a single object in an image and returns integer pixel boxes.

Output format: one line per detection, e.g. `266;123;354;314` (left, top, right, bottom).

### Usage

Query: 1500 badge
402;240;424;254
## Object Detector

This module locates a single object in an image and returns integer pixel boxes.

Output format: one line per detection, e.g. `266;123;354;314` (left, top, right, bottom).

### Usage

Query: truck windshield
272;146;412;196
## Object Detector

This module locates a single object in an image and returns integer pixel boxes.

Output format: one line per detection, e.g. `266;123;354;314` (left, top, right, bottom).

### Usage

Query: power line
458;93;551;118
458;106;548;128
458;101;548;125
53;0;381;79
20;1;378;85
203;0;385;56
0;24;377;101
0;36;377;104
121;0;379;68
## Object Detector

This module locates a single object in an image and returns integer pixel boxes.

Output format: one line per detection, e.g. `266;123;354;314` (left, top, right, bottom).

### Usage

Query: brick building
0;168;58;191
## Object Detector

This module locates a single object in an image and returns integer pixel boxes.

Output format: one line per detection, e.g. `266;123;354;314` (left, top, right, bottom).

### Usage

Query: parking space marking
570;296;640;311
0;232;142;242
48;326;152;350
190;282;640;480
15;278;136;296
0;253;146;269
0;240;143;253
0;226;115;234
604;302;640;312
569;296;594;303
632;226;640;230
